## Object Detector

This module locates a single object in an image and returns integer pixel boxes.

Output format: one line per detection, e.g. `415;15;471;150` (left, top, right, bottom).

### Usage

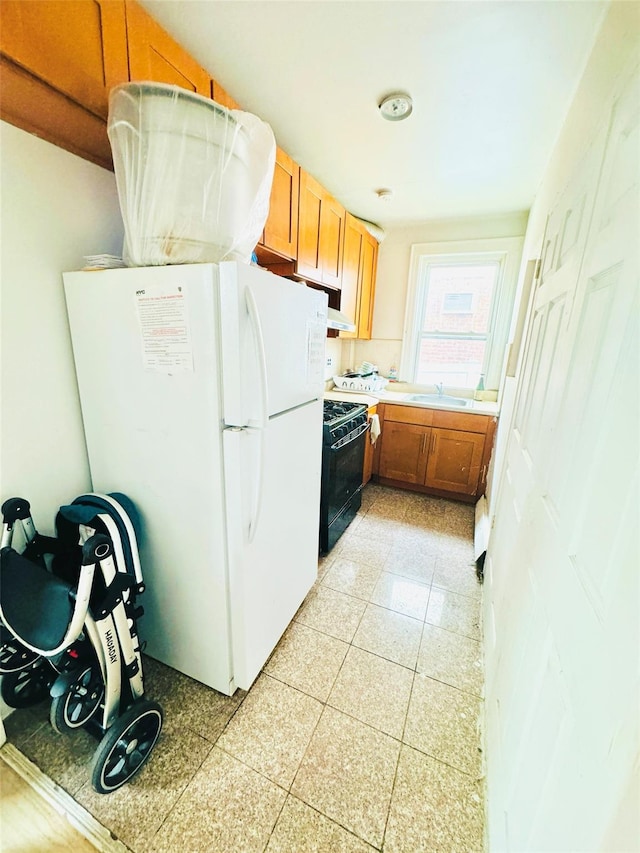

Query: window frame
400;236;524;391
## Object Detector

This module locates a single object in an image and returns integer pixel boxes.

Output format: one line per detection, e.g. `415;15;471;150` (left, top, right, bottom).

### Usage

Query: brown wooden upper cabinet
125;0;210;94
0;0;129;168
211;80;241;110
258;147;300;260
296;170;345;289
340;213;378;339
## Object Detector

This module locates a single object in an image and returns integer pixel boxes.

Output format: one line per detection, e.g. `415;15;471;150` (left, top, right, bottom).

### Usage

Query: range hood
326;306;356;332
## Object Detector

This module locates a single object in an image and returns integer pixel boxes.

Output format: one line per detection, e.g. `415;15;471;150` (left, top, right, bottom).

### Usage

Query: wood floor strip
0;745;131;853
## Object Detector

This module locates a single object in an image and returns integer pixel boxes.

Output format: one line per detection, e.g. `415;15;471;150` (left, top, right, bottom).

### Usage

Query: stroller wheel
0;638;40;674
50;665;104;734
91;700;163;794
1;661;54;708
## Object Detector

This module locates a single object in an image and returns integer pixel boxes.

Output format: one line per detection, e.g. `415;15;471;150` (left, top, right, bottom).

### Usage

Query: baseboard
0;744;131;853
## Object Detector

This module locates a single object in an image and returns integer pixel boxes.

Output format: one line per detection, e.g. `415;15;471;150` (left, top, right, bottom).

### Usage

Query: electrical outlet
326;356;334;368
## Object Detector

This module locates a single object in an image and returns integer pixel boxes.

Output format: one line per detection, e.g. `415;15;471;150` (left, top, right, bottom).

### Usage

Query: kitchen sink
407;394;471;407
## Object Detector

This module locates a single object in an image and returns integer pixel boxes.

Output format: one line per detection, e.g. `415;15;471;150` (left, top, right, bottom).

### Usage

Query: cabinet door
0;0;128;119
261;148;299;259
297;170;323;282
425;428;485;495
378;422;430;484
320;195;345;289
339;213;364;338
126;0;210;94
357;232;377;340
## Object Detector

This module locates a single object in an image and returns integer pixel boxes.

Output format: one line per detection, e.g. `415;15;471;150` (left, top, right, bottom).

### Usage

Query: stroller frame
0;493;162;793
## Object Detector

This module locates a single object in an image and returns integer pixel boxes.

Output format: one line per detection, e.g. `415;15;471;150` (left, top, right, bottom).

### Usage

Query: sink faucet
435;382;444;397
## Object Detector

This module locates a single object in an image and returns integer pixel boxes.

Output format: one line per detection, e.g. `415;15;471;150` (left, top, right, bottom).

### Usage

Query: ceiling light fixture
376;189;393;201
378;93;413;121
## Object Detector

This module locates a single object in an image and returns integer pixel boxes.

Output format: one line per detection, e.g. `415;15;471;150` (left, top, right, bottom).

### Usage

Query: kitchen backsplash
342;339;403;379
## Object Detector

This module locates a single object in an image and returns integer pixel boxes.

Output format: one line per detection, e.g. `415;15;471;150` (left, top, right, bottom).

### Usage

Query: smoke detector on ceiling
378;93;413;121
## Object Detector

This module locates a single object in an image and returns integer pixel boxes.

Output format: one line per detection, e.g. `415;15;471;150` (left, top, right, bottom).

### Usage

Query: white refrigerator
63;262;328;695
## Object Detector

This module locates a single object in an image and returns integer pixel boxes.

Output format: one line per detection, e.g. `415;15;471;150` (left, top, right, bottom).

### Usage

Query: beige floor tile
295;585;367;642
349;514;400;543
16;718;97;797
149;746;286;853
426;586;482;640
217;674;322;788
404;674;483;776
264;622;348;702
328;646;413;739
384;745;484;853
383;543;437;585
143;655;244;743
404;494;448;524
266;795;376;852
433;552;482;598
370;571;430;620
75;725;212;850
317;551;336;580
321;557;382;600
352;604;423;669
338;533;393;569
366;488;410;520
417;624;483;696
394;518;444;549
437;531;477;562
292;706;400;849
2;699;49;751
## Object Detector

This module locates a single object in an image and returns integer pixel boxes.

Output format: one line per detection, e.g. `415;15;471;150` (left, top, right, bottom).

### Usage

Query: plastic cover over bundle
107;82;276;266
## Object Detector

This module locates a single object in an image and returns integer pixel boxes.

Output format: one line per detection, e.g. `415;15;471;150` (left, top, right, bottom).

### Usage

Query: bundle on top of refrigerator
107;82;276;267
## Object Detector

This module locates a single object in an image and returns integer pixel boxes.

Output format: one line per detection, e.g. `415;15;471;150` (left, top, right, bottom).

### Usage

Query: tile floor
2;484;485;852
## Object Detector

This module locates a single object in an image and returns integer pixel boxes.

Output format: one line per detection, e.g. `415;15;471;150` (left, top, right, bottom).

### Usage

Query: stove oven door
320;424;368;552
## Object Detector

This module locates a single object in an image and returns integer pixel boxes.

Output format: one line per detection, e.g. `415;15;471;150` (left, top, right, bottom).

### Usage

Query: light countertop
324;387;500;417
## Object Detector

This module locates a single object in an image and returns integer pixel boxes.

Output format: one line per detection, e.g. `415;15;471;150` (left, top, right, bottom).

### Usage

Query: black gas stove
320;400;370;554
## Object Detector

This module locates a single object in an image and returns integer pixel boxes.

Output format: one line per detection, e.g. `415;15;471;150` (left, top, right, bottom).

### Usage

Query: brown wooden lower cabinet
374;404;496;502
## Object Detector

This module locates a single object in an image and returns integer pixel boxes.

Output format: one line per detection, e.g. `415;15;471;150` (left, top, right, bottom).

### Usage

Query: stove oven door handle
330;420;370;451
245;287;269;542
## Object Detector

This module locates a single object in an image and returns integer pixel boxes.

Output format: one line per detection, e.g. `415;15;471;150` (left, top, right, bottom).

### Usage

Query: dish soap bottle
474;374;485;401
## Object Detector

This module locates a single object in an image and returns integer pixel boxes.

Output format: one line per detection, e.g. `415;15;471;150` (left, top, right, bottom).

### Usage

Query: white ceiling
140;0;606;228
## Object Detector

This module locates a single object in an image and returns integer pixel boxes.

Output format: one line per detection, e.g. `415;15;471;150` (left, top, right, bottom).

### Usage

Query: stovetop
323;400;368;444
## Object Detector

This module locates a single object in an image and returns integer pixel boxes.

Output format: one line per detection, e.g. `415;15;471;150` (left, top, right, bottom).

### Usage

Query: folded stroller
0;493;163;793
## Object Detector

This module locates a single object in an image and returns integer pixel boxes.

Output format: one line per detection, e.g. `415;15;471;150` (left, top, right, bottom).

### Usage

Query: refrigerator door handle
248;428;266;543
245;287;269;430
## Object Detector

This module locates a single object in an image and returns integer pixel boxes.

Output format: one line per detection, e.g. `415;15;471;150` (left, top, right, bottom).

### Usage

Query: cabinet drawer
383;405;433;427
432;410;491;434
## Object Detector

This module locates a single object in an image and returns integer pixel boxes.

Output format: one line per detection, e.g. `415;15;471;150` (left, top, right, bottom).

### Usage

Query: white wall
345;212;529;377
0;122;123;534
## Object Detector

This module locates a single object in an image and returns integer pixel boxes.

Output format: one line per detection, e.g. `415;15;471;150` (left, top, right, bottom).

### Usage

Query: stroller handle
2;497;31;524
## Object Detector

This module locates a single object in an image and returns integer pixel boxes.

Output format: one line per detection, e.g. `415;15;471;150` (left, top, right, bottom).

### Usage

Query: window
442;292;474;314
400;237;523;391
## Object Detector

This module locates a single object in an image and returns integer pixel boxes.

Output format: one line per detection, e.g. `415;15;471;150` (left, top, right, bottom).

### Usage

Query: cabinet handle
430;433;436;455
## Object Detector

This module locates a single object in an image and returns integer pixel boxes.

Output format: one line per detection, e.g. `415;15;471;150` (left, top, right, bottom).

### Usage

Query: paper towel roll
370;413;381;445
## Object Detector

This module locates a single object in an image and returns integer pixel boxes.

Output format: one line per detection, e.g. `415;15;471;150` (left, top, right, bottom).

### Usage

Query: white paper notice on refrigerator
135;284;194;373
306;318;326;387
